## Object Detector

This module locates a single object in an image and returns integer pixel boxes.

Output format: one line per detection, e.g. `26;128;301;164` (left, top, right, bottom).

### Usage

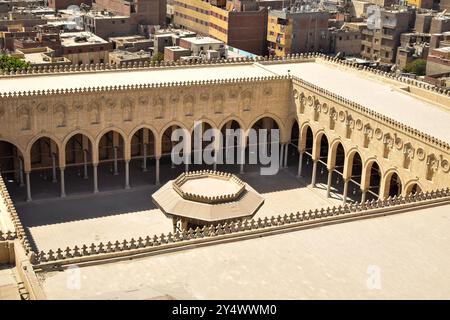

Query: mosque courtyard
13;162;344;253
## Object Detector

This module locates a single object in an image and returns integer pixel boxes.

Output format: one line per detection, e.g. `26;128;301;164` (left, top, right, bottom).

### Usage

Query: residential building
82;11;137;40
59;31;113;65
267;8;330;56
396;32;430;70
407;0;433;9
426;46;450;75
179;35;226;57
47;0;92;10
361;7;415;64
329;24;363;57
109;49;151;64
12;46;71;66
109;35;153;52
173;0;268;55
163;45;190;61
92;0;167;26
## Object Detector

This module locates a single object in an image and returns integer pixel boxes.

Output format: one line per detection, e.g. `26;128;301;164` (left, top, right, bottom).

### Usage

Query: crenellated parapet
0;175;32;253
1;52;447;97
31;188;450;269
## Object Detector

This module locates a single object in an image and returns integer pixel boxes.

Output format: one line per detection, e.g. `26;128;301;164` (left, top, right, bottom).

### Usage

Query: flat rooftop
0;60;449;143
39;200;450;299
261;62;450;144
182;36;224;45
60;32;109;47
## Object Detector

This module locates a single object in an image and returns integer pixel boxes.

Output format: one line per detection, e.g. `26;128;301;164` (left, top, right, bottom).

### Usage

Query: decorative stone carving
375;128;383;140
264;86;272;96
403;142;414;169
88;102;100;125
213;92;225;114
200;92;209;102
307;96;314;107
229;88;238;99
138;95;149;105
105;98;116;110
322;103;328;114
426;153;439;181
18;105;31;131
54;104;67;127
441;159;450;173
356;119;363;130
183;95;194;116
241;90;252;112
72;102;83;112
394;136;403;149
36;103;48;113
153;96;165;119
170;94;179;104
298;93;306;114
417;148;426;161
121;98;133;122
293;89;298;99
382;133;394;158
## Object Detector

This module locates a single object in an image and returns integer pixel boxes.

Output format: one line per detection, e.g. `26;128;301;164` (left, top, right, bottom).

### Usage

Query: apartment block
92;0;166;26
361;7;415;64
267;8;329;56
173;0;268;55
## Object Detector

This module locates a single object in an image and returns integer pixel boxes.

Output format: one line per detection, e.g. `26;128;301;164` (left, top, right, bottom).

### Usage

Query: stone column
142;143;147;172
51;152;57;183
326;169;333;198
311;160;318;187
113;147;119;175
19;158;24;187
297;152;303;177
83;149;88;179
60;168;66;198
155;157;160;185
93;164;99;193
125;160;130;189
284;143;289;168
361;189;367;203
279;144;284;170
25;171;32;202
343;179;349;204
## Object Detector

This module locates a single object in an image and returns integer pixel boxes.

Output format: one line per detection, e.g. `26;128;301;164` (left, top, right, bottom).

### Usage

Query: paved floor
39;202;450;300
14;165;342;253
0;266;20;300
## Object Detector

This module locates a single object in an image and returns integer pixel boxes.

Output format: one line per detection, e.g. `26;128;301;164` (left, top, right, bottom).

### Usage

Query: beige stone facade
1;54;450;298
0;55;449;203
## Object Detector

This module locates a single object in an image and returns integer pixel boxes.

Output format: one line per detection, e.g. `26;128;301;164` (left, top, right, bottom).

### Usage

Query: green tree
151;52;164;64
0;55;30;72
404;59;427;76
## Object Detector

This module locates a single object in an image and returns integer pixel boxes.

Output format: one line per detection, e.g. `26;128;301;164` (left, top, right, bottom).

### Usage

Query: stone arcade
0;53;450;299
